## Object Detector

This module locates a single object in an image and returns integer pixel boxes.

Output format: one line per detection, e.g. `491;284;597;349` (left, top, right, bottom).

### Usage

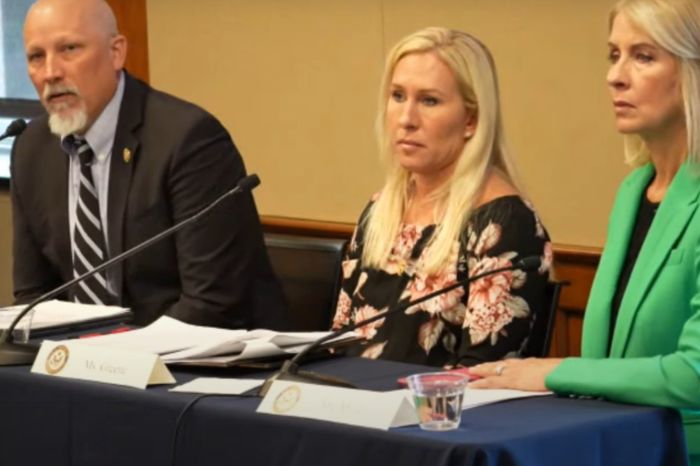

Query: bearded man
10;0;288;329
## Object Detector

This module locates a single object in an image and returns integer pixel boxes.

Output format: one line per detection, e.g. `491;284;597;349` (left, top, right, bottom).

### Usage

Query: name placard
31;340;175;389
257;380;417;430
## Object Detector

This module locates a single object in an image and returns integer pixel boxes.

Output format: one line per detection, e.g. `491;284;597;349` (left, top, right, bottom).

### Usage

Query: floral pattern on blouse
332;195;552;367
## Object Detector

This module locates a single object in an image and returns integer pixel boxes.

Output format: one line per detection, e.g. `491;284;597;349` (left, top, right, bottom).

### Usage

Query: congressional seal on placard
45;344;70;375
273;385;301;413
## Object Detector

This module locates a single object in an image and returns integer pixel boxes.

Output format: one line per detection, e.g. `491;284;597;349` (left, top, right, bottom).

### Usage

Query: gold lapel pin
123;148;132;164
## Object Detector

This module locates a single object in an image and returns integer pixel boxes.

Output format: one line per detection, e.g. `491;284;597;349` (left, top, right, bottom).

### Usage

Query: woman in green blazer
470;0;700;462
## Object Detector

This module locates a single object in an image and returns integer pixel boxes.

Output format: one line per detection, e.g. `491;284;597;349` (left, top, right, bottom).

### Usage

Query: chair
522;280;569;358
264;233;347;331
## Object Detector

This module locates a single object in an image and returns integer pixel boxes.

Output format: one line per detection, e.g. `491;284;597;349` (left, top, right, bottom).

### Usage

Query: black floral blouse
332;195;552;367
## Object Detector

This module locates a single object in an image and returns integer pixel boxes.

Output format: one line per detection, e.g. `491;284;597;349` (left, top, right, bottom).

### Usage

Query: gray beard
47;105;88;138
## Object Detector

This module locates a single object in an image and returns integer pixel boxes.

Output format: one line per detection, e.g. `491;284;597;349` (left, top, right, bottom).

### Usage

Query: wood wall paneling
105;0;149;82
262;215;355;239
550;246;600;357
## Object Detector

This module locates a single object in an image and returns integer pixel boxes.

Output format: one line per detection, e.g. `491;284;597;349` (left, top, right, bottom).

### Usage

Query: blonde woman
332;28;552;367
471;0;700;462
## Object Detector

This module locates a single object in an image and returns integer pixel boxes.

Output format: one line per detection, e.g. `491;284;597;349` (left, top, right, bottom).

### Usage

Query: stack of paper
0;300;131;332
81;316;357;366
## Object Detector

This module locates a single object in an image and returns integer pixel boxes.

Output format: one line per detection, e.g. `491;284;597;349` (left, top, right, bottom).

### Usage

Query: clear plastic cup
0;305;35;343
13;308;36;343
406;372;468;431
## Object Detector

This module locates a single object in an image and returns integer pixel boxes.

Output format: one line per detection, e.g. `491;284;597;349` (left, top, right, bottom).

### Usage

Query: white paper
170;377;263;395
165;339;297;364
462;387;551;409
163;330;341;361
258;381;417;430
0;300;130;330
85;316;358;365
81;315;246;355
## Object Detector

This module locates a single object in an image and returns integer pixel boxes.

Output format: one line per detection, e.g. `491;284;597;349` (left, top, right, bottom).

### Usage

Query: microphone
0;119;27;141
257;255;542;396
0;173;262;365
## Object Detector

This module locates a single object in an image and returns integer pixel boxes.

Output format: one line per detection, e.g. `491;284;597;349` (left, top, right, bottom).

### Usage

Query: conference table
0;355;688;466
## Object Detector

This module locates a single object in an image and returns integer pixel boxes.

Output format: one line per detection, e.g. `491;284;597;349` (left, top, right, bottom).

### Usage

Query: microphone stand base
0;341;39;366
257;360;356;397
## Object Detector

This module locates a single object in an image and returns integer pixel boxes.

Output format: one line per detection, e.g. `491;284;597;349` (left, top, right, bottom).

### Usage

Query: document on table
462;387;552;410
80;315;247;355
0;300;131;331
82;315;358;365
170;377;263;395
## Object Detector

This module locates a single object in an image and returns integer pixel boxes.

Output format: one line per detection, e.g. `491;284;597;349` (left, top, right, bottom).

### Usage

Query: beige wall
0;0;631;304
147;0;630;246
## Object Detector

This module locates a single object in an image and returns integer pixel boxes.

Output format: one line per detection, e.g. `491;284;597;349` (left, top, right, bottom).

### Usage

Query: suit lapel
50;139;72;280
581;165;653;358
610;163;700;356
107;73;145;299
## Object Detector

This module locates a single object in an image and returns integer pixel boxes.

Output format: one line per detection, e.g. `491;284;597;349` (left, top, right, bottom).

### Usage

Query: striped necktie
69;136;112;305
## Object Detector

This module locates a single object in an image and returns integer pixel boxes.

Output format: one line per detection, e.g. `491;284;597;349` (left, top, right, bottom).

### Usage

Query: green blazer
547;163;700;459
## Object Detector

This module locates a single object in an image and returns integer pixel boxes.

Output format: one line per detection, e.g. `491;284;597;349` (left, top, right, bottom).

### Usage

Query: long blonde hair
610;0;700;168
362;27;523;275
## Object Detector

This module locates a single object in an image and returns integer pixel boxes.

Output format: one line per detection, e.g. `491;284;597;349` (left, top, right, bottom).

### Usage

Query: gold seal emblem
273;385;301;413
45;345;70;375
123;148;132;163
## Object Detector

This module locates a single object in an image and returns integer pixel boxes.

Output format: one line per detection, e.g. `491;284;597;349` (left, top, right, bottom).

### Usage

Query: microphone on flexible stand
0;119;27;141
257;255;542;396
0;174;262;366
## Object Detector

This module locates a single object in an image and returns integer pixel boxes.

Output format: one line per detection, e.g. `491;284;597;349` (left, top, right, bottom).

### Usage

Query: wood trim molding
551;243;601;266
261;215;604;260
261;215;600;357
262;215;355;239
106;0;149;83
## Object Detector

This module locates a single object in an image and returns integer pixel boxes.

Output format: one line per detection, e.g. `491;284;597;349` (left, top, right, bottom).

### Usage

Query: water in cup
0;305;35;343
406;372;467;431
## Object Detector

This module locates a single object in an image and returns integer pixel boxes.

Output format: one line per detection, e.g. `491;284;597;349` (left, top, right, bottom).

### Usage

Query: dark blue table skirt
0;357;688;466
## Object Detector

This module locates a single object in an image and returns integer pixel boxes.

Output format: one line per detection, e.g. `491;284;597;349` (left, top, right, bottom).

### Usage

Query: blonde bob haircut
610;0;700;169
362;27;523;275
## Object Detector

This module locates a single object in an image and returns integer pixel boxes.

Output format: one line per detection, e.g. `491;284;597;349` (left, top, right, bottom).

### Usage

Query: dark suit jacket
11;73;288;329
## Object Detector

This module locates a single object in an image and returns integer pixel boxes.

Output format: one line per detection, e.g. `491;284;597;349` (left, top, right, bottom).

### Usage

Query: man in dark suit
11;0;288;329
